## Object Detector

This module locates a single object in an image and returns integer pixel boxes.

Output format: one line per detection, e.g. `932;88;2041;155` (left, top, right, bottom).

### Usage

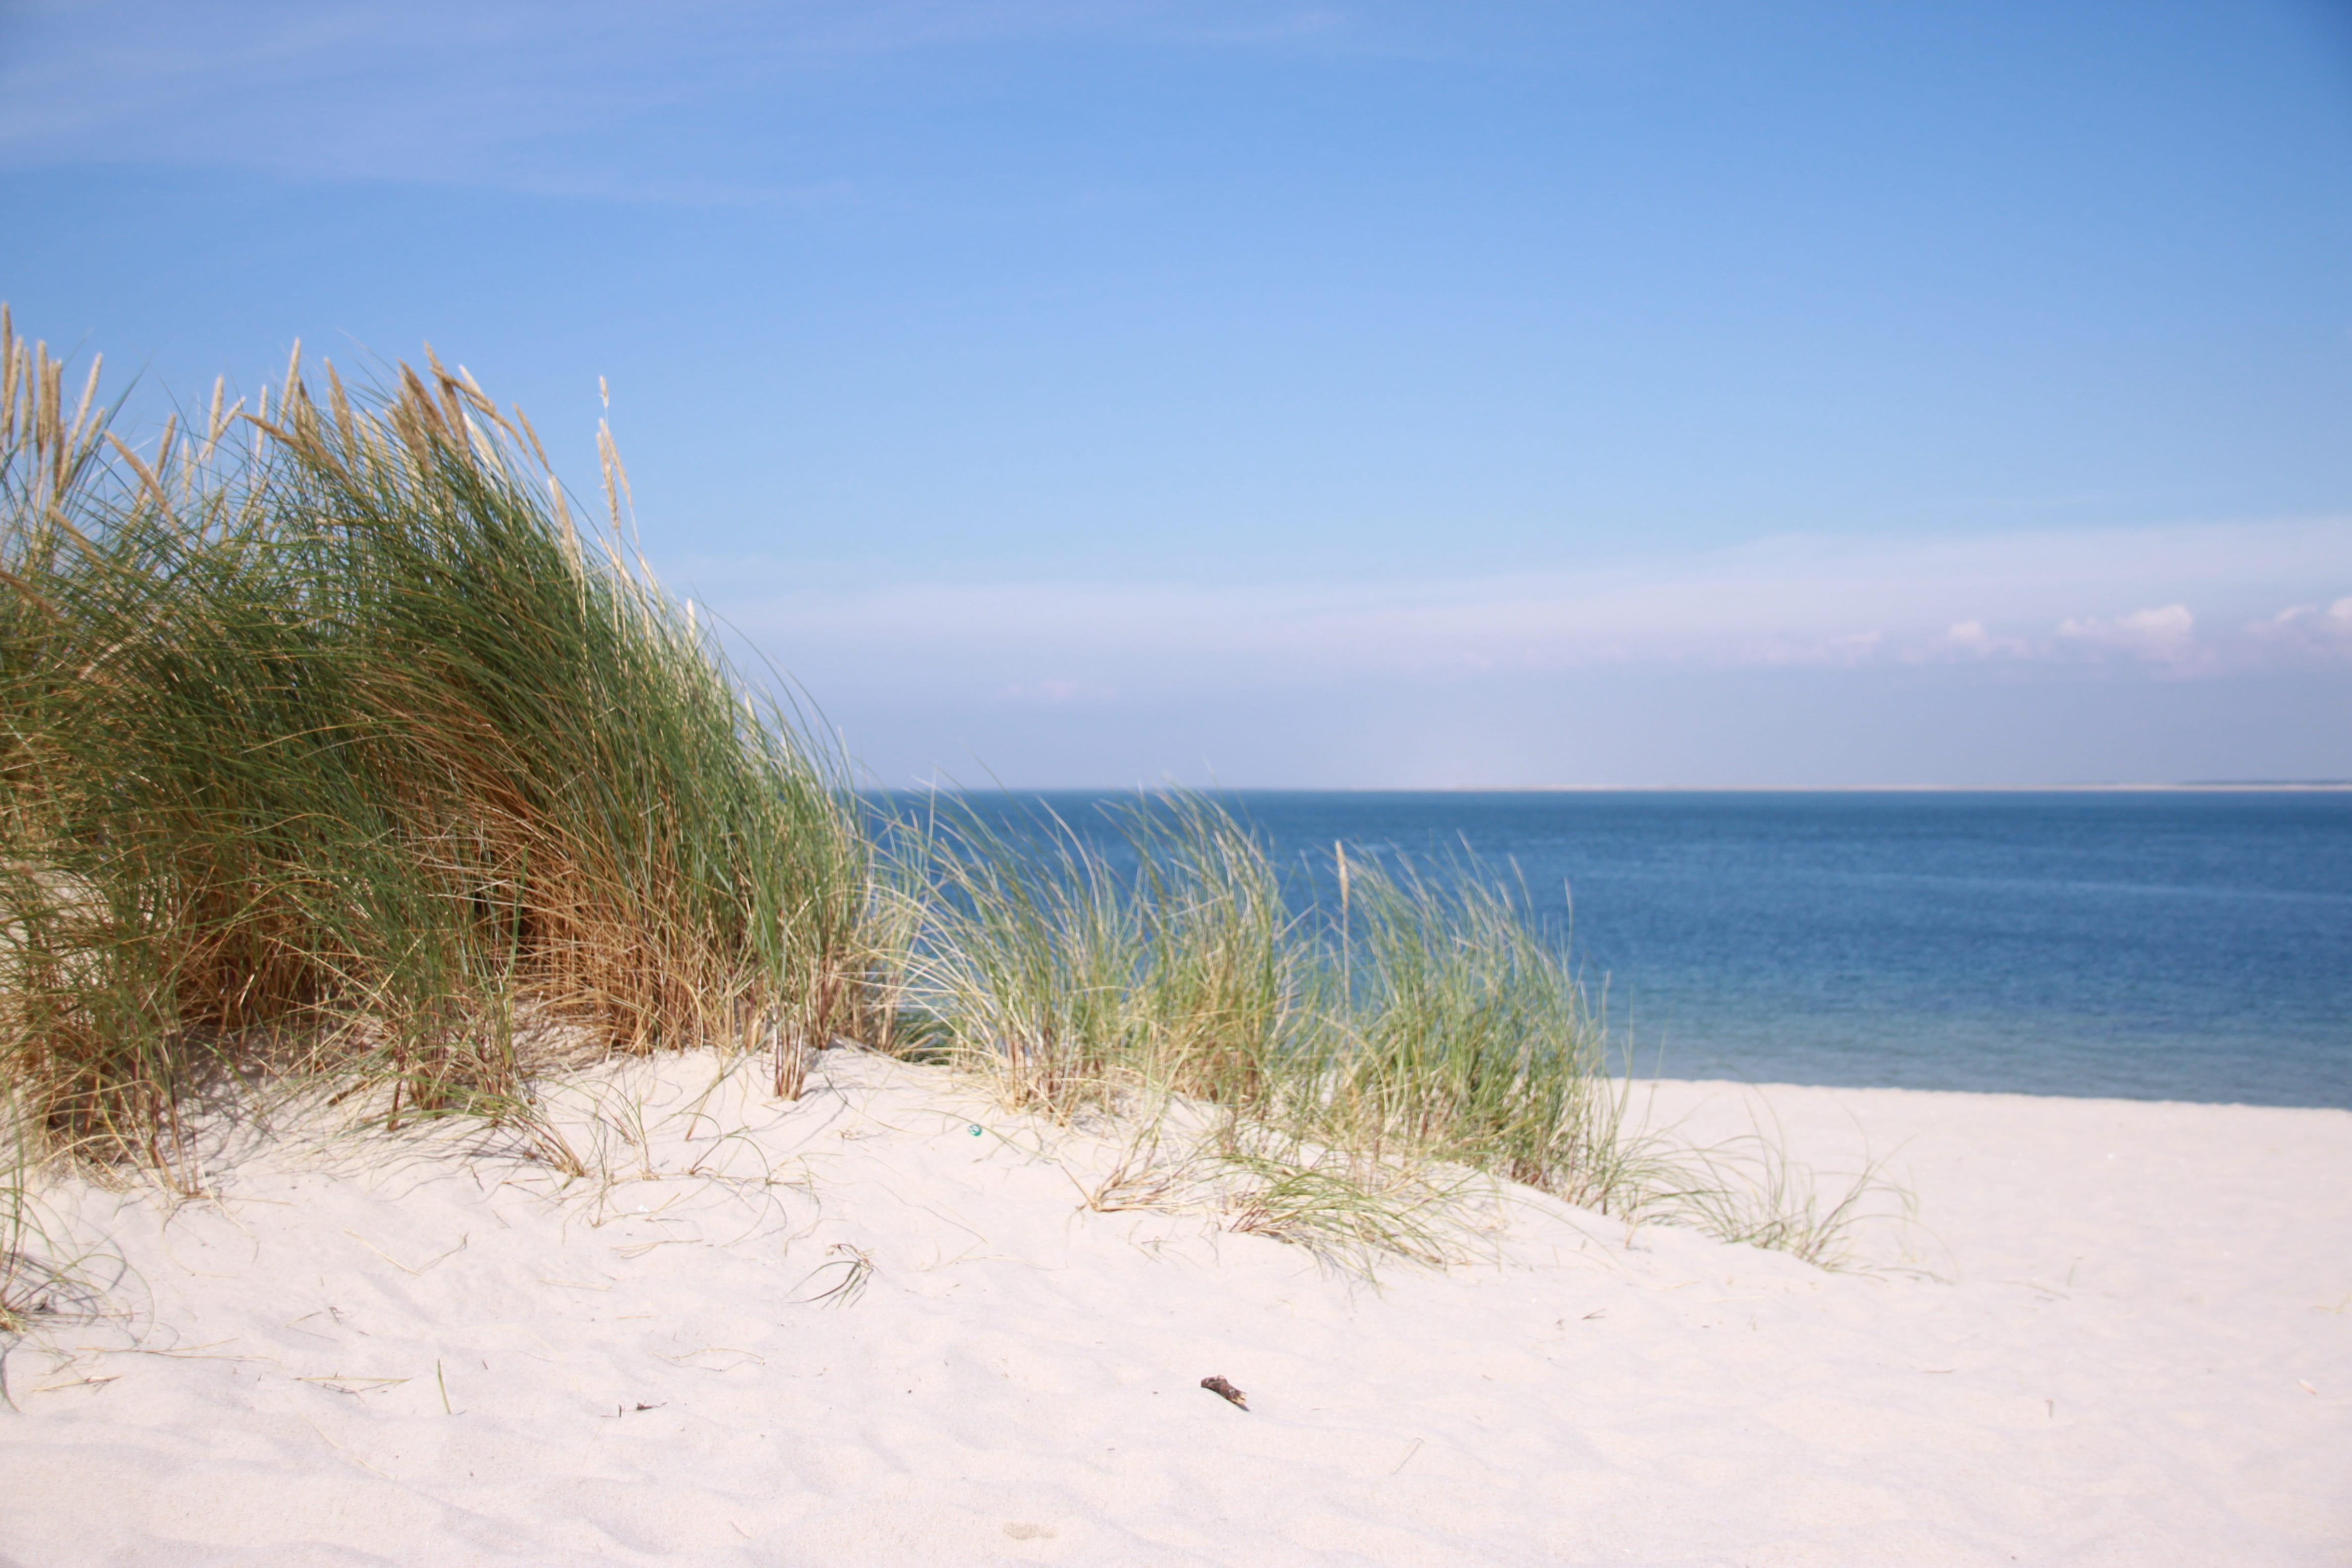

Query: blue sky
4;0;2350;784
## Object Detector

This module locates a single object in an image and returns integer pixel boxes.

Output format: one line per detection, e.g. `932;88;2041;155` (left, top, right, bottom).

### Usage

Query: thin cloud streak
0;0;1354;198
708;518;2352;690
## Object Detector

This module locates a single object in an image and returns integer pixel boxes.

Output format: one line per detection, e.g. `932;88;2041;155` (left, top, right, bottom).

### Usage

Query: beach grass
0;312;872;1176
889;790;1295;1116
0;314;1886;1272
885;790;1868;1261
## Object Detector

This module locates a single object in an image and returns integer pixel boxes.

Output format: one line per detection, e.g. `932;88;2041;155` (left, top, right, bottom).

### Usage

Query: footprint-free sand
3;1049;2346;1566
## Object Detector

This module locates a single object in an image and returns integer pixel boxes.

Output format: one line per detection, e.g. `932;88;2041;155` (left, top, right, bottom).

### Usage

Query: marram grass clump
893;796;1651;1221
0;312;875;1176
888;791;1897;1269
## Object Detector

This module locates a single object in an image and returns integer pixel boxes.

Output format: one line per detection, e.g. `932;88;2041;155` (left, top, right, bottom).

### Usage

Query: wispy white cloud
2241;594;2352;665
0;0;1354;198
2055;603;2202;667
700;517;2352;691
1936;619;2033;660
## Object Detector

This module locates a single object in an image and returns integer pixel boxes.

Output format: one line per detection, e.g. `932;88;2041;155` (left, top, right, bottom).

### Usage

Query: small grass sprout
790;1242;876;1308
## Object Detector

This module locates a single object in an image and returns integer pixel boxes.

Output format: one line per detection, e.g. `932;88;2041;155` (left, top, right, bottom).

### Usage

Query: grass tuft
0;313;875;1174
886;790;1897;1270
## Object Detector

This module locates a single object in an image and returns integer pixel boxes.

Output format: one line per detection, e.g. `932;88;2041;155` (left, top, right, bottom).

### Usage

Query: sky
3;0;2350;786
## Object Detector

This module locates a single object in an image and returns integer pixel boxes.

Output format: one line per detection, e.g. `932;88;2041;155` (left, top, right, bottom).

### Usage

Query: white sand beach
3;1049;2346;1567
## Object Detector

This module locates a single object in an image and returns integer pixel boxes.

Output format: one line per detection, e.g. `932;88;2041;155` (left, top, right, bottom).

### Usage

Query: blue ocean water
933;790;2352;1109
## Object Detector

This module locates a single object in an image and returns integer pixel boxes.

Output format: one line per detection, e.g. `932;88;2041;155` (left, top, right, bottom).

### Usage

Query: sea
925;789;2352;1110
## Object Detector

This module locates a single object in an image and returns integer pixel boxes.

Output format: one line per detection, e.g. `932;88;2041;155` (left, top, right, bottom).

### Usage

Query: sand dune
3;1049;2346;1566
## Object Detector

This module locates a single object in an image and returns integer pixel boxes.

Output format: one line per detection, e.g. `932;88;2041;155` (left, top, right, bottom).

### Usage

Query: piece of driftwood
1200;1374;1248;1410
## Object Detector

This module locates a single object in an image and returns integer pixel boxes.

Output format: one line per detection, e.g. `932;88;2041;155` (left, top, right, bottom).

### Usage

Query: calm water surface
927;790;2352;1108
